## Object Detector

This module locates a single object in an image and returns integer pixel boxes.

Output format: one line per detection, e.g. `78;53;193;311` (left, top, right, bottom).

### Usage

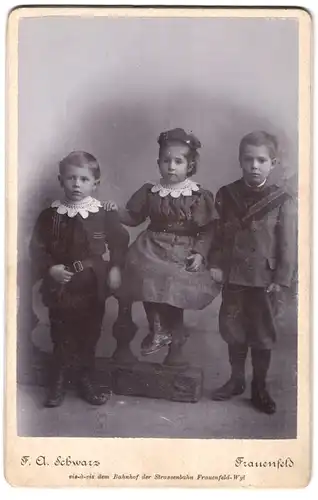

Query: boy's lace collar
51;196;102;219
151;178;200;198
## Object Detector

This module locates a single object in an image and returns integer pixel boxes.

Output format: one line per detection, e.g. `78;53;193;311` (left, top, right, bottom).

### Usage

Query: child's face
158;143;191;184
59;164;98;201
240;144;276;186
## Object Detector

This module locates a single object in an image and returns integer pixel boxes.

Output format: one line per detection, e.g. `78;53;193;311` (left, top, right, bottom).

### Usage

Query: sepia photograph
5;6;311;488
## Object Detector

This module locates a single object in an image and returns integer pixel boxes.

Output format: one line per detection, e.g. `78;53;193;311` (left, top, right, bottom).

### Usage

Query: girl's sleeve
29;210;55;281
125;183;151;224
192;189;217;227
104;211;130;268
192;189;218;261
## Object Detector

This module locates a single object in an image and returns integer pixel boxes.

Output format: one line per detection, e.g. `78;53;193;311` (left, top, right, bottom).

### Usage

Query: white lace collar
151;178;200;198
51;196;102;219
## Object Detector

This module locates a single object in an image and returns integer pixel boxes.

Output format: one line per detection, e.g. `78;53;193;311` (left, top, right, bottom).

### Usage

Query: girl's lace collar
51;196;102;219
151;178;199;198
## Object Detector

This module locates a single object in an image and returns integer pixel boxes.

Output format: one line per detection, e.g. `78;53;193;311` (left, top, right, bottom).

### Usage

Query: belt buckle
73;260;84;273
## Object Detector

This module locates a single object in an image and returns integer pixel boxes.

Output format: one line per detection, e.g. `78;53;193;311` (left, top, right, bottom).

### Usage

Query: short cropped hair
59;151;101;180
239;131;279;160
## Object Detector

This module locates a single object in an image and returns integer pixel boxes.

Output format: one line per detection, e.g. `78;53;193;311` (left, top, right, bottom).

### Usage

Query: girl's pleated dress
120;178;221;309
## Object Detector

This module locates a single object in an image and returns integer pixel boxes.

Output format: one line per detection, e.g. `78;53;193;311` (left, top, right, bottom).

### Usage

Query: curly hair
158;128;201;177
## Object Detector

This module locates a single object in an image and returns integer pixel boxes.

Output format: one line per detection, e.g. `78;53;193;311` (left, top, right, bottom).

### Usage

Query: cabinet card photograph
5;6;312;488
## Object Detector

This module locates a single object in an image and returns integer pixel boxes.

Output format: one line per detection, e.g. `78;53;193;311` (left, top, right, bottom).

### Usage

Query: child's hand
266;283;282;293
185;253;203;272
49;264;74;284
210;267;224;284
103;201;118;211
108;266;122;290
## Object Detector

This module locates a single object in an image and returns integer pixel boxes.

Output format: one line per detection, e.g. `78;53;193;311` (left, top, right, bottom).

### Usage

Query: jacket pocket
266;257;277;270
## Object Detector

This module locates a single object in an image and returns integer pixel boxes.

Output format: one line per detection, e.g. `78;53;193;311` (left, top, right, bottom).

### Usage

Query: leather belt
68;258;95;273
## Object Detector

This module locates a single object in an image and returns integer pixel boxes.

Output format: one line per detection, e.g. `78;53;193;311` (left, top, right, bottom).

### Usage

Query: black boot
251;349;276;414
211;345;247;401
44;368;66;408
141;308;172;356
78;371;111;406
141;331;172;356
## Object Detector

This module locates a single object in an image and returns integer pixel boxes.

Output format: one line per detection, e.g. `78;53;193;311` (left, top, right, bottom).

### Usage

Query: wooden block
19;353;203;403
96;359;203;403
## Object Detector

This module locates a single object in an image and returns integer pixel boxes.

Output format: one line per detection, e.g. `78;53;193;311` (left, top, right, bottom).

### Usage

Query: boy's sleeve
29;210;55;281
104;211;130;267
274;196;297;287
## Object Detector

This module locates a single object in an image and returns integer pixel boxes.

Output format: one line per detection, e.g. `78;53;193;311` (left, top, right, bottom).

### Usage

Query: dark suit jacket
29;206;129;305
212;178;297;288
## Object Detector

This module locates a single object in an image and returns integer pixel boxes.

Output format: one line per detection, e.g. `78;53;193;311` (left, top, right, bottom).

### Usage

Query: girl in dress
108;128;221;365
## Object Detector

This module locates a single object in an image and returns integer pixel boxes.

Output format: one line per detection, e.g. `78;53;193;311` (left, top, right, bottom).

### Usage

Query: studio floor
17;293;297;439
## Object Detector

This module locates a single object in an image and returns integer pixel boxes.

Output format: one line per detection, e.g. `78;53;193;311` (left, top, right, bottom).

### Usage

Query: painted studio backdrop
17;15;298;438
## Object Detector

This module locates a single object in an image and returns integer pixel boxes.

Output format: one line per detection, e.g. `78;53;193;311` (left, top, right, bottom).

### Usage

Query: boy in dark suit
30;151;129;407
210;131;297;414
